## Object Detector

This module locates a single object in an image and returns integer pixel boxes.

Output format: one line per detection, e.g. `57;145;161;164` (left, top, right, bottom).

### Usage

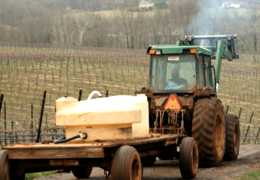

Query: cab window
150;55;196;92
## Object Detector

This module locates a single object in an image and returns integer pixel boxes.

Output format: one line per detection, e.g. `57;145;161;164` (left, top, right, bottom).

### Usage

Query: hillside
0;0;259;51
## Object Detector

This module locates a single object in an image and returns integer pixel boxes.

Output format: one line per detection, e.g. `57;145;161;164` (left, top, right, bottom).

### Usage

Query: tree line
0;0;259;53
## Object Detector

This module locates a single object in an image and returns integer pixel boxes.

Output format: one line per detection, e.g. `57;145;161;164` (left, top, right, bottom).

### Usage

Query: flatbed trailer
0;133;199;180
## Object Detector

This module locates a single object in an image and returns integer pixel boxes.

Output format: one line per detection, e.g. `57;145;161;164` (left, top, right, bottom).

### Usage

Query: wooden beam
5;134;179;160
7;147;104;160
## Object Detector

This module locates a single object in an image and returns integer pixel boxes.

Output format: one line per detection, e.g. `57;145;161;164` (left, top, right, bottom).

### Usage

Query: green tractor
141;35;240;166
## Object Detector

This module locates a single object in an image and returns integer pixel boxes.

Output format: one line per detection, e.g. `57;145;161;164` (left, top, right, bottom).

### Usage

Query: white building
221;2;241;9
139;0;154;10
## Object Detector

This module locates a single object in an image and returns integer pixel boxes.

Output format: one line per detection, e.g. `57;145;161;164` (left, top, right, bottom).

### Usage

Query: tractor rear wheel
192;98;225;166
111;145;142;180
0;150;10;180
224;114;240;161
72;166;92;179
179;137;199;179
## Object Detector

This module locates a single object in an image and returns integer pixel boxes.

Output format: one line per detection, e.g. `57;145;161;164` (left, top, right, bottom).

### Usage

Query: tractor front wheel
192;98;225;166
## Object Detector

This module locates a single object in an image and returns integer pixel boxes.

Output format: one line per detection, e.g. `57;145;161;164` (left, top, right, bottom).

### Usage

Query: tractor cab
143;36;240;167
147;45;216;94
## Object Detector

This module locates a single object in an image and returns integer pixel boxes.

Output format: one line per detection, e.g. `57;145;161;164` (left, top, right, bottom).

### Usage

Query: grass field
25;171;55;180
237;170;260;180
0;46;259;141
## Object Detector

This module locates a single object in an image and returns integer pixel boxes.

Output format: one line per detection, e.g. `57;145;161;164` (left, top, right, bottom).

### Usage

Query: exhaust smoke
187;0;225;36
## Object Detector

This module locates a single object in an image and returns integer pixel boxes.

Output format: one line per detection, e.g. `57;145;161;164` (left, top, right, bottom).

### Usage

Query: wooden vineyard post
238;107;242;120
4;102;7;145
11;121;15;144
0;94;3;131
225;105;230;114
243;112;254;143
0;94;3;144
36;91;47;143
0;94;3;116
78;89;83;101
30;104;34;143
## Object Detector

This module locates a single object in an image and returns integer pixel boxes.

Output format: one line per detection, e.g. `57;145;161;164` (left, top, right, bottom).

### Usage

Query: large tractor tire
224;114;240;161
111;145;142;180
72;166;92;179
179;137;199;179
0;150;10;180
192;98;225;166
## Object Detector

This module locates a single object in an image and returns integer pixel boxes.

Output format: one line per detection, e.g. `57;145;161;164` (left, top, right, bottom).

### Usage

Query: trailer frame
1;133;198;179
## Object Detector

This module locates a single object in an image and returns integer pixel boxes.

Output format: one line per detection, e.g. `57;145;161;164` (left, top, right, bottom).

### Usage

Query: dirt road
35;145;260;180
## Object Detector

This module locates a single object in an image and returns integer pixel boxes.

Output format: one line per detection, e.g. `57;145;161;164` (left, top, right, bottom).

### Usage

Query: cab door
196;56;205;88
196;55;216;90
204;56;216;90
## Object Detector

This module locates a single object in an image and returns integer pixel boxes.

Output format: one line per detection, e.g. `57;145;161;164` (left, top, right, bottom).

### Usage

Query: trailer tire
0;150;9;180
224;114;240;161
72;166;92;179
192;98;225;166
179;137;199;179
111;145;142;180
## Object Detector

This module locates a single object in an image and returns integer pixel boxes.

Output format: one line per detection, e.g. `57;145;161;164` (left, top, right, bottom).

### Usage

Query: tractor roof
147;45;212;56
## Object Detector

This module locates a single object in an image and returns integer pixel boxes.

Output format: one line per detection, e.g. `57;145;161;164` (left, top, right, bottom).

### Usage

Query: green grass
237;170;260;180
25;171;56;180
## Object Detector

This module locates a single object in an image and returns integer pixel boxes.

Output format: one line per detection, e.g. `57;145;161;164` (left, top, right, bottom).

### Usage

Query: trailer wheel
179;137;198;179
111;145;142;180
224;114;240;161
0;150;9;180
72;166;92;179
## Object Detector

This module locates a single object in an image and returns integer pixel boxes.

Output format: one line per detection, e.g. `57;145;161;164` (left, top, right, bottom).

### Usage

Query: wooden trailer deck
4;134;180;160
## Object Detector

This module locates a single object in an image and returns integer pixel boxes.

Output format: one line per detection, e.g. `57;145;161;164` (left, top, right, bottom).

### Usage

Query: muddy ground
35;145;260;180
